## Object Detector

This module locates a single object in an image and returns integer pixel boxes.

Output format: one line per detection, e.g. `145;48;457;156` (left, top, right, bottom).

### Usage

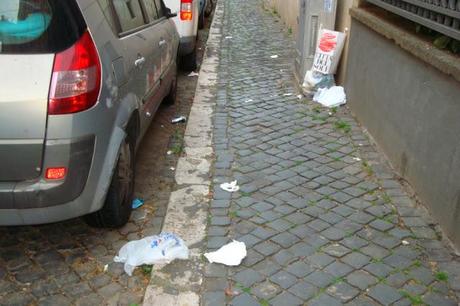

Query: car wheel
205;0;213;17
198;11;205;29
84;137;134;228
180;48;197;71
163;68;177;106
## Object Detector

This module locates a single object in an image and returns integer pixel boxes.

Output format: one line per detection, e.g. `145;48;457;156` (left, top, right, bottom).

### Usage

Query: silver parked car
0;0;179;227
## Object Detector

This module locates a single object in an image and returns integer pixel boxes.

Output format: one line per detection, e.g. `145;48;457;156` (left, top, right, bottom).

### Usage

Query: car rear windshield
0;0;86;54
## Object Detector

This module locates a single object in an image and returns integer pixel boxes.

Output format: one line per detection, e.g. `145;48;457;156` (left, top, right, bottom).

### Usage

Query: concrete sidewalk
144;0;460;305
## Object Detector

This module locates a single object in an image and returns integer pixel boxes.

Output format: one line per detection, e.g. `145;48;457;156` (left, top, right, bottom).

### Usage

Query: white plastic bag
204;240;247;266
114;233;189;276
313;86;347;108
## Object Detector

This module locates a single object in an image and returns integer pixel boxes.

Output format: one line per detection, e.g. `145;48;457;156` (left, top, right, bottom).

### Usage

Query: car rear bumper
178;35;197;56
0;135;94;225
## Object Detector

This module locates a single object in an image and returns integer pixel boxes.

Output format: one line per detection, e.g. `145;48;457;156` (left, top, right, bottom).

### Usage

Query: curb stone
142;1;224;305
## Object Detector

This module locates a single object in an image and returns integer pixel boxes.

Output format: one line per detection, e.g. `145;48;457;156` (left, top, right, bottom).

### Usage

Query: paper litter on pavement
188;71;199;77
220;180;240;192
171;116;187;124
204;240;247;266
132;198;144;209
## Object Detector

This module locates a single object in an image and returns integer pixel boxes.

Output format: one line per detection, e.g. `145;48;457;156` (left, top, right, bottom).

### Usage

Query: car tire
163;68;177;106
84;136;135;228
180;48;197;71
198;11;205;29
205;0;213;17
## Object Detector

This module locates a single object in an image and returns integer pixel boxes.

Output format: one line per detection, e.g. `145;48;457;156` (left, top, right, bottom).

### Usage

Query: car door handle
159;39;167;47
134;57;146;67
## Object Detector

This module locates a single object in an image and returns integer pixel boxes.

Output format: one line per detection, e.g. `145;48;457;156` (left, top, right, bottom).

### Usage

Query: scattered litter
161;125;164;128
224;283;240;297
302;70;335;94
297;94;303;100
204;240;247;266
220;180;239;192
313;86;347;108
170;167;175;171
402;240;410;245
171;116;187;124
244;99;253;103
283;93;293;96
132;198;144;209
188;71;199;77
225;36;233;39
103;264;108;272
270;55;278;59
353;157;362;162
302;29;347;95
328;112;333;116
114;233;189;276
312;29;346;75
167;150;172;155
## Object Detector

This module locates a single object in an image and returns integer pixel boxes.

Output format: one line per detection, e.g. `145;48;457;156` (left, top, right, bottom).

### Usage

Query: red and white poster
312;29;346;74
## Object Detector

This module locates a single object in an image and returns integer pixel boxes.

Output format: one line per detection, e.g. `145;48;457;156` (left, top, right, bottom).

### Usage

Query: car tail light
45;167;67;180
180;0;193;21
48;30;101;115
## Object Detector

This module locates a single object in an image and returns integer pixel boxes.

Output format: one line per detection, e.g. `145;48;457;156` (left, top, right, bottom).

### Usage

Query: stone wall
345;9;460;250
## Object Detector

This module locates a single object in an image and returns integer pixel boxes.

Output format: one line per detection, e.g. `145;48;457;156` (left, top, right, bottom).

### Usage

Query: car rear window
0;0;86;54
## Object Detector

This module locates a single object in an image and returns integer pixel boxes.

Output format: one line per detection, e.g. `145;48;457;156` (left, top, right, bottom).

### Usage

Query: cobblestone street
202;0;460;305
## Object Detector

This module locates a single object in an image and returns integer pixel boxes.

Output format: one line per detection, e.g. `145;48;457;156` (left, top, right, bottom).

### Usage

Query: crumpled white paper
313;86;347;108
204;240;247;266
188;71;199;77
220;180;240;192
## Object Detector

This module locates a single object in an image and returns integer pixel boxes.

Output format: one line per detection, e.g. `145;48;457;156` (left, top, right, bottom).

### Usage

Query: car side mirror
166;11;177;18
161;1;177;19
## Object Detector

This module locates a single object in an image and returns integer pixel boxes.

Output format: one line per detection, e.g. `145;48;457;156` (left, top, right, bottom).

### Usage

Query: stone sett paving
0;25;211;306
203;0;460;305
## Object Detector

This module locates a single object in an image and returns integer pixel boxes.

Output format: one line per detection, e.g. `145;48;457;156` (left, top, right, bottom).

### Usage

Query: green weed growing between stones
141;265;153;276
400;290;424;305
334;120;351;133
435;271;449;282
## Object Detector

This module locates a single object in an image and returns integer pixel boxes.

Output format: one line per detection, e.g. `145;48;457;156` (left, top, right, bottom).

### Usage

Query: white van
163;0;199;70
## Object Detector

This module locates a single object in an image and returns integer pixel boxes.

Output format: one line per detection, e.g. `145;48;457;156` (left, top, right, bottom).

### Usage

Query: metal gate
295;0;338;82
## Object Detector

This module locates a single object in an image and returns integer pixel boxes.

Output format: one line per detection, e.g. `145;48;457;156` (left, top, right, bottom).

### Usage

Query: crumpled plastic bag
313;86;347;108
302;70;335;94
220;180;240;192
114;233;189;276
204;240;247;266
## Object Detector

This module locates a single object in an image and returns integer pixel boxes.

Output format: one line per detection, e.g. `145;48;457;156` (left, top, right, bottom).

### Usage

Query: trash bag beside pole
302;29;347;96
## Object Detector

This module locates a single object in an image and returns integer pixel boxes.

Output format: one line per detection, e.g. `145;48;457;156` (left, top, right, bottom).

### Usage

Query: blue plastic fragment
132;198;144;209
